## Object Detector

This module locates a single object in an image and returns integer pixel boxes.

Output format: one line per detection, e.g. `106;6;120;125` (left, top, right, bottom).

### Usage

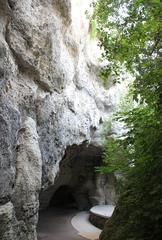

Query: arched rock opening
39;144;117;211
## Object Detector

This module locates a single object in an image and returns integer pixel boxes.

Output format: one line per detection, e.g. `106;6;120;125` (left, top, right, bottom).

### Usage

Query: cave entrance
49;185;77;209
38;144;117;240
39;144;104;211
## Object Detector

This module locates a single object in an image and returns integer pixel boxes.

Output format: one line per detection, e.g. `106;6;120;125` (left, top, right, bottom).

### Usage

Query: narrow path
37;207;92;240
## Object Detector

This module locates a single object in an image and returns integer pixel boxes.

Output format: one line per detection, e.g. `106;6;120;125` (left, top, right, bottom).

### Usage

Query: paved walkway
71;211;101;240
37;207;100;240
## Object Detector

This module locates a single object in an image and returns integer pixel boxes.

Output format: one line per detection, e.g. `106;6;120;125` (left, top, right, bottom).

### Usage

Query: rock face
0;0;120;239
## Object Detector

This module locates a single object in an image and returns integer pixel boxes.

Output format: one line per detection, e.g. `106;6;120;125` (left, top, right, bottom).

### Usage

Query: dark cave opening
49;185;77;209
39;144;105;211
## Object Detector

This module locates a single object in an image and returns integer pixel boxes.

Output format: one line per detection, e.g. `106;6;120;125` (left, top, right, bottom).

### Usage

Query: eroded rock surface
0;0;120;239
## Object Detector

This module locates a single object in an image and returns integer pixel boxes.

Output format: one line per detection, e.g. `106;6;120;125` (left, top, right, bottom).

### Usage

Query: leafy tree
91;0;162;239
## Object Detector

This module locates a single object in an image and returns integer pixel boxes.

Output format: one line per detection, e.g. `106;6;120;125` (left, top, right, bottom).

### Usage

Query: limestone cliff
0;1;120;239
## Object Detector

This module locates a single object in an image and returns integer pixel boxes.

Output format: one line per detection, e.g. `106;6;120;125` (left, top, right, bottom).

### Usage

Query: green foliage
116;84;135;112
100;96;162;240
89;19;98;40
96;138;129;174
98;87;134;175
100;112;162;239
92;0;162;103
100;118;113;139
92;0;162;239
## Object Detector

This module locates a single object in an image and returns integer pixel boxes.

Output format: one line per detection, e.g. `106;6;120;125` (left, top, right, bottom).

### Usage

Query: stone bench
89;205;115;229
